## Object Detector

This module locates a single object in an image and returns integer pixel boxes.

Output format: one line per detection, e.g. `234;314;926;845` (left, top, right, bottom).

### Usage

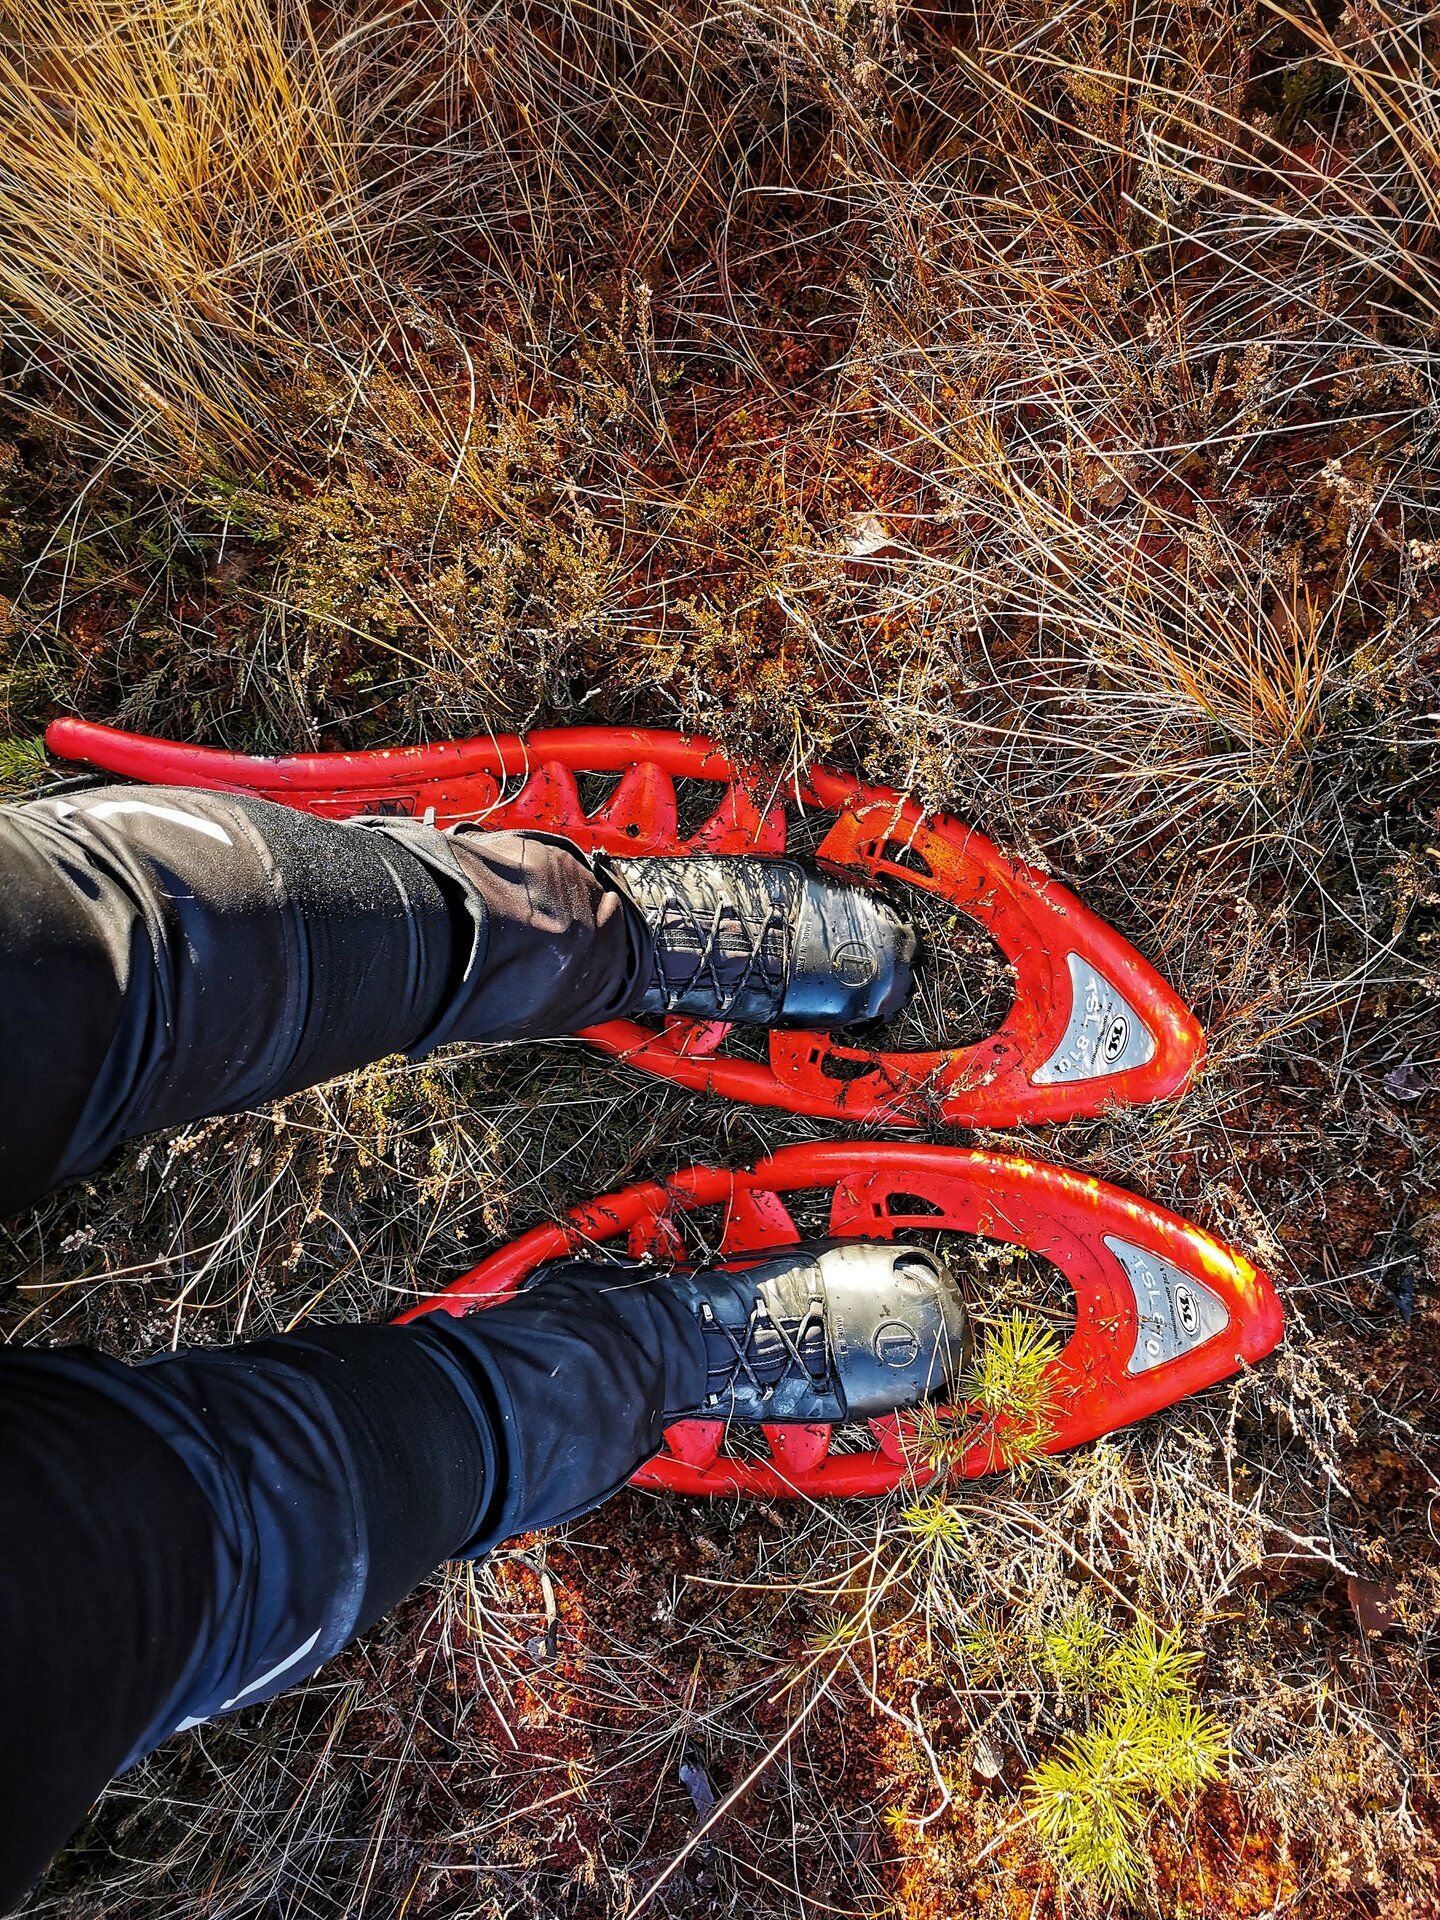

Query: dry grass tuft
0;0;387;472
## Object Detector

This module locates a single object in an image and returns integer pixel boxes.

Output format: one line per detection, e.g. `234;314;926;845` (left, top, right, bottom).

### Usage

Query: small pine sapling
1041;1590;1109;1700
1025;1612;1230;1897
914;1309;1064;1476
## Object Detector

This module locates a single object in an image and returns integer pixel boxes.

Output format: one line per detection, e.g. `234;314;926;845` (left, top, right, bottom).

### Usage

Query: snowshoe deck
44;719;1204;1127
398;1140;1283;1498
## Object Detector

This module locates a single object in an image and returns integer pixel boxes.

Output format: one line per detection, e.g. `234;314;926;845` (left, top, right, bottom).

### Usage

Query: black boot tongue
702;1314;828;1399
609;856;800;1024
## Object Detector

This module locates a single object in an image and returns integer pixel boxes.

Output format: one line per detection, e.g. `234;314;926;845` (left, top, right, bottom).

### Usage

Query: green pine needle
909;1311;1063;1475
1041;1591;1109;1698
0;735;47;796
1100;1614;1203;1707
963;1310;1064;1470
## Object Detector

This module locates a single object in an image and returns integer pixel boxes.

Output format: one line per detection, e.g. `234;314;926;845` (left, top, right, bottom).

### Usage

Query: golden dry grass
0;0;385;470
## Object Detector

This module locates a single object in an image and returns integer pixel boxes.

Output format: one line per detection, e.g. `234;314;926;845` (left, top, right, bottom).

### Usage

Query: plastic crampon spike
393;1141;1283;1500
45;720;1205;1126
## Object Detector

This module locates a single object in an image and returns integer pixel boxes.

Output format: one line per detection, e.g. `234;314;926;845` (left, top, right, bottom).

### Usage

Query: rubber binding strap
43;719;1204;1127
392;1141;1283;1498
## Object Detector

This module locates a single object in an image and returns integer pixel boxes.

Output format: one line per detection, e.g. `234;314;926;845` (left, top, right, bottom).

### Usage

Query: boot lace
651;892;789;1016
697;1290;833;1407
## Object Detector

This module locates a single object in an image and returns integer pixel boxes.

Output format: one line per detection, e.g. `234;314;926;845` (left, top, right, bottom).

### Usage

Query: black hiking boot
605;855;917;1029
526;1239;970;1423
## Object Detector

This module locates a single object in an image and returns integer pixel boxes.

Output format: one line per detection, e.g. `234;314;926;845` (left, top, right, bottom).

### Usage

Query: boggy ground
0;0;1437;1914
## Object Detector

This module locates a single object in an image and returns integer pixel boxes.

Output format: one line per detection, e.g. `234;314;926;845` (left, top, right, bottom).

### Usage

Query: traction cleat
607;855;916;1029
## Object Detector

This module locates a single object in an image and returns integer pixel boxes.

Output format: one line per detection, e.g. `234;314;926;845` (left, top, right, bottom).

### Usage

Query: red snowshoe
398;1141;1283;1498
44;720;1205;1129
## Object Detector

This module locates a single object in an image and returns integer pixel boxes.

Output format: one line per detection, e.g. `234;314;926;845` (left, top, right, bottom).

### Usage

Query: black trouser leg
0;1267;705;1912
0;786;646;1211
0;783;680;1905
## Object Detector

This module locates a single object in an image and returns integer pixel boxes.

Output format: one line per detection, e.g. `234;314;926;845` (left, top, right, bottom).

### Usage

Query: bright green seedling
900;1493;970;1557
914;1310;1064;1475
1040;1589;1110;1699
1025;1610;1230;1897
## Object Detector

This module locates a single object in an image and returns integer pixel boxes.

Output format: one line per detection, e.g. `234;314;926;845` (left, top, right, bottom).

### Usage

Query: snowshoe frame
400;1140;1283;1498
45;719;1204;1128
